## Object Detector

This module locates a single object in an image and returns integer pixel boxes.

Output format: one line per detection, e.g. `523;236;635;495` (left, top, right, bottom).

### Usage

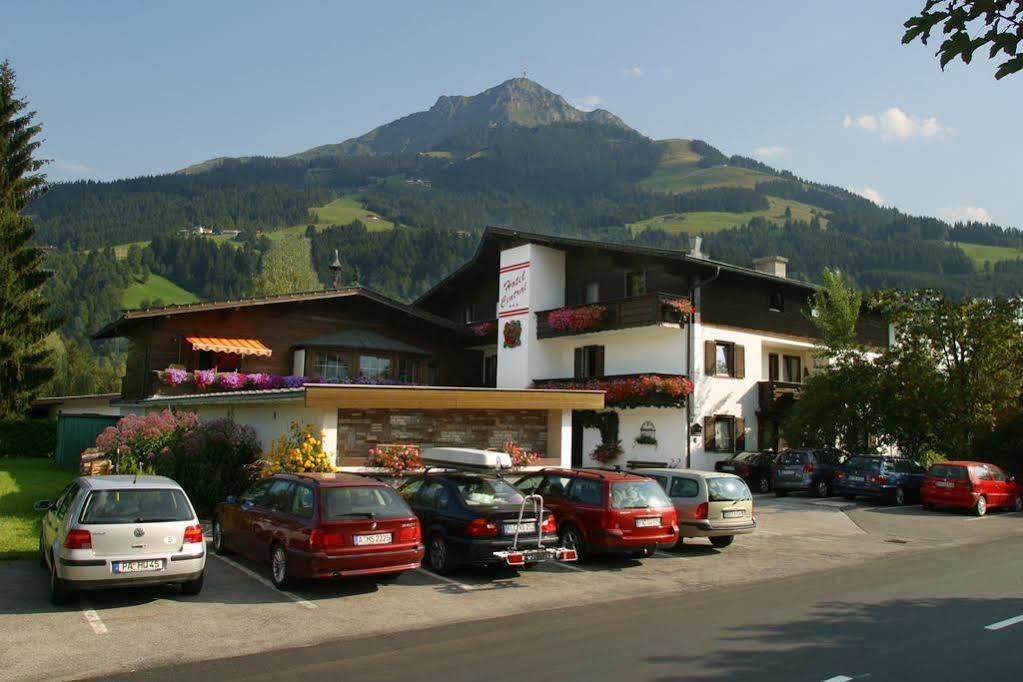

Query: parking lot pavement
4;498;1021;681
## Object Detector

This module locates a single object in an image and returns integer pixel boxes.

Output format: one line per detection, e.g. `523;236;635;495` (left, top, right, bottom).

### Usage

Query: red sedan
920;461;1022;517
213;473;424;588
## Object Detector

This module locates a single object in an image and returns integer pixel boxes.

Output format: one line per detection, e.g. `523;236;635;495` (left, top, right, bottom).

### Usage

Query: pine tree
0;60;57;416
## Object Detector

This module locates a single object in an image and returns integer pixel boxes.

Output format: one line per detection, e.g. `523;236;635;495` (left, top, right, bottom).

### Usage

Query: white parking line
820;676;853;682
81;605;108;635
413;568;476;591
964;515;990;522
210;554;317;610
553;560;588;572
985;614;1023;631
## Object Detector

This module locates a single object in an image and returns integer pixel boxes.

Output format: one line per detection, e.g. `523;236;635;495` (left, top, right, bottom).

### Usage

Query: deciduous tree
249;237;322;297
903;1;1023;79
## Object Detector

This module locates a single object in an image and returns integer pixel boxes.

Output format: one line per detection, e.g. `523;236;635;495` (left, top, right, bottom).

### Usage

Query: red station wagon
920;461;1022;517
514;468;678;559
212;473;424;588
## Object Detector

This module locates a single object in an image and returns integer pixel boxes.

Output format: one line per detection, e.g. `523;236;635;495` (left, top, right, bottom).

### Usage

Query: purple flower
161;368;189;386
282;375;308;389
217;372;247;391
194;369;216;390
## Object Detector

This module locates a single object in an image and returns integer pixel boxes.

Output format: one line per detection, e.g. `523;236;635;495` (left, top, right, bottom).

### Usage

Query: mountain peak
290;78;632;160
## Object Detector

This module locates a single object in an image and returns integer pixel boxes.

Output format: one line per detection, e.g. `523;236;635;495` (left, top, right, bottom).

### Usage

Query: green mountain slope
122;274;200;309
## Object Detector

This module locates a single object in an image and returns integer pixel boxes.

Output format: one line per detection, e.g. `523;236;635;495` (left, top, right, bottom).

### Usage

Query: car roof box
421;447;513;471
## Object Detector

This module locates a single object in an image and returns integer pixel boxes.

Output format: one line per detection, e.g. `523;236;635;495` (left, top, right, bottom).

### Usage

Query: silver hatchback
37;475;206;604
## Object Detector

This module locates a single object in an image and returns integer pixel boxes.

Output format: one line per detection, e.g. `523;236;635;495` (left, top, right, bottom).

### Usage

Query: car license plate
720;465;734;471
503;522;536;535
354;532;392;546
636;517;660;528
723;509;745;518
849;475;864;482
112;559;164;574
936;481;954;489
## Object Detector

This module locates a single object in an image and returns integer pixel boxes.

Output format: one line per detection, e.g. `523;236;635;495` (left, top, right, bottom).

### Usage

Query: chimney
690;236;704;259
752;255;788;278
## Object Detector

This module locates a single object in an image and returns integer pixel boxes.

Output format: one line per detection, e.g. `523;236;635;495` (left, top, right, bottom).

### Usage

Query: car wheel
270;543;293;589
49;556;71;606
180;571;204;596
38;534;48;570
559;524;588;561
710;536;734;549
893;487;906;507
842;494;856;501
1013;496;1023;513
922;502;935;511
973;496;987;517
427;535;454;575
757;477;770;494
774;489;788;498
814;480;830;498
212;518;230;555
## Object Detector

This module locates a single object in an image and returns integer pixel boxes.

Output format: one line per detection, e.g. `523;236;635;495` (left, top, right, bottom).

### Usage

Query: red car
212;473;424;588
514;468;678;559
920;461;1022;517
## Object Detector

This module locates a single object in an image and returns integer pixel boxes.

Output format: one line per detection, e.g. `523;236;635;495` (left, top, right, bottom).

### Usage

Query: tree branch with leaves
904;1;1023;79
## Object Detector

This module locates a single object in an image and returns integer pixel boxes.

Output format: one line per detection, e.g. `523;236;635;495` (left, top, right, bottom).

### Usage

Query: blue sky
4;1;1021;227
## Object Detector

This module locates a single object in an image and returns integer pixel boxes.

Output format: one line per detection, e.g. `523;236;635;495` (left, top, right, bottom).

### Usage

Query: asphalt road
110;535;1023;682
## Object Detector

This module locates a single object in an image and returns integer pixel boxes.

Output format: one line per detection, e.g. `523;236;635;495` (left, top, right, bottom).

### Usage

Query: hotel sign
498;261;529;318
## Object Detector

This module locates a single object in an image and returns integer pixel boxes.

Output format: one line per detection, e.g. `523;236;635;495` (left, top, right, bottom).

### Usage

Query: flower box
546;305;607;333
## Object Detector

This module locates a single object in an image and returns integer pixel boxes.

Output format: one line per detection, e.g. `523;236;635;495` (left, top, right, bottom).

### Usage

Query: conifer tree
0;60;56;415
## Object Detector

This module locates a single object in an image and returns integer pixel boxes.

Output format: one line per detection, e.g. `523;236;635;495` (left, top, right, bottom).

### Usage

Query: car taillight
695;503;709;520
602;510;620;530
834;471;845;479
309;528;325;550
63;529;92;550
183;524;203;544
397;522;421;543
739;464;750;474
870;475;888;485
803;463;814;473
466;517;499;537
541;514;557;534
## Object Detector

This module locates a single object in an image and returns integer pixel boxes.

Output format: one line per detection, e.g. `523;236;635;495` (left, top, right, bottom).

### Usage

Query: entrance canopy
305;384;604;410
185;336;272;357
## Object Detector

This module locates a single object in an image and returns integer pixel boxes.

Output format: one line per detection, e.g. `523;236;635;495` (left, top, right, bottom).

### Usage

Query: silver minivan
37;475;206;604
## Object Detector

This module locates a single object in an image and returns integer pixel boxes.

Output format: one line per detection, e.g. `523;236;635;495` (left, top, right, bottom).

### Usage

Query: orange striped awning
185;336;272;357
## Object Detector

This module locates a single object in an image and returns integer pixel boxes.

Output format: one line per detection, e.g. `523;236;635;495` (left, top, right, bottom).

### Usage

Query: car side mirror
226;495;238;504
33;499;53;511
241;498;254;508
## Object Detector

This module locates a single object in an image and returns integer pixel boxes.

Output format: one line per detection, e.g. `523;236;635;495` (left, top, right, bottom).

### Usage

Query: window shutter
704;341;716;375
734;344;746;379
734;417;745;452
594;345;605;377
704;416;716;451
574;347;584;379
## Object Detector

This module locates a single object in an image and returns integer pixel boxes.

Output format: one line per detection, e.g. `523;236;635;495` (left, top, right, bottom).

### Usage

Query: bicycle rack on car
492;493;578;567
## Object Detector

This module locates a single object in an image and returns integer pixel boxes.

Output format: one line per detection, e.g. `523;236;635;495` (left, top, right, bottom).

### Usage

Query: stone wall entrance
336;408;549;466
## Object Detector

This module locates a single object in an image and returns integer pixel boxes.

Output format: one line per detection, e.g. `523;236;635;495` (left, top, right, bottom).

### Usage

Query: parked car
772;448;849;498
36;475;205;605
397;471;559;573
514;468;678;560
920;461;1023;516
213;473;424;588
834;455;926;505
715;451;776;494
634;468;755;549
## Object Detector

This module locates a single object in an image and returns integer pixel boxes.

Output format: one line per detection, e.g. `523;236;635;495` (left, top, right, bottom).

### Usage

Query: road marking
820;676;853;682
553;560;588;572
210;554;317;610
985;614;1023;631
964;515;990;522
81;605;108;635
413;568;476;591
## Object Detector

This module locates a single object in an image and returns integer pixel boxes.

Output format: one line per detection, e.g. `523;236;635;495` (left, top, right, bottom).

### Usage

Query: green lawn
0;458;76;560
122;273;200;309
309;196;394;232
948;241;1023;267
629;197;828;235
639;160;773;193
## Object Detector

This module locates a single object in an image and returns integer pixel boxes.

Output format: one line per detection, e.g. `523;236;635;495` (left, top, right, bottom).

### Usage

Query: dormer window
769;291;784;312
462;304;476;324
585;282;600;304
625;270;646;296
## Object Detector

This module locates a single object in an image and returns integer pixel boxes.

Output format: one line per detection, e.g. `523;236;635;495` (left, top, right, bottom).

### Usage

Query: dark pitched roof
92;286;464;340
294;328;429;354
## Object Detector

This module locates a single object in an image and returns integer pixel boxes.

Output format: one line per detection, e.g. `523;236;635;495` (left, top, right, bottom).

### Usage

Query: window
323;486;411;520
574;345;604;379
625;270;646;296
54;483;79;519
514;474;545;494
313;351;350;382
714;417;735;453
715;343;734;376
647;475;669;492
416;481;446;507
462;305;476;324
291;486;315;518
768;353;779;382
987;465;1008;482
80;489;193;524
266;480;295;512
783;355;802;383
359;355;392;379
483;354;498;387
669;477;700;498
769;291;784;312
242;479;273;506
454;478;524;507
399;477;424;501
568;479;603;506
585;282;600;304
707;477;751;502
541;475;572;500
399;357;421;383
610;481;672;509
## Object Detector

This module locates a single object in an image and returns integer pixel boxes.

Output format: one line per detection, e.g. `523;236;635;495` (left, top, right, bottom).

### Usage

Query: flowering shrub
503;319;523;348
660;297;695;319
591;440;623;465
546;305;606;333
472;321;497;337
502;441;538;467
367;443;421;475
538;374;694;409
258;421;335;476
95;411;200;474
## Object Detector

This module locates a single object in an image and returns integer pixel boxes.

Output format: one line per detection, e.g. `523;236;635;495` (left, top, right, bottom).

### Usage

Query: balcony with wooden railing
758;381;803;414
535;292;690;340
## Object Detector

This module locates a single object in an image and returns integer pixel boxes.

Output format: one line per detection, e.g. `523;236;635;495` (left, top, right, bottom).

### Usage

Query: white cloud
937;206;994;224
753;145;787;158
624;66;643;78
570;95;605;112
848;186;887;206
843;107;947;141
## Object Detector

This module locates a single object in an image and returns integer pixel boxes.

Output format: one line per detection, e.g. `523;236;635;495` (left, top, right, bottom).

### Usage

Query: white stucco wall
531;325;686;380
580;407;686;468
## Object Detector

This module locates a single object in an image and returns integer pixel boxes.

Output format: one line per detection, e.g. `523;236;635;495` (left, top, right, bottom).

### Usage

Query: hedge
0;419;58;458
